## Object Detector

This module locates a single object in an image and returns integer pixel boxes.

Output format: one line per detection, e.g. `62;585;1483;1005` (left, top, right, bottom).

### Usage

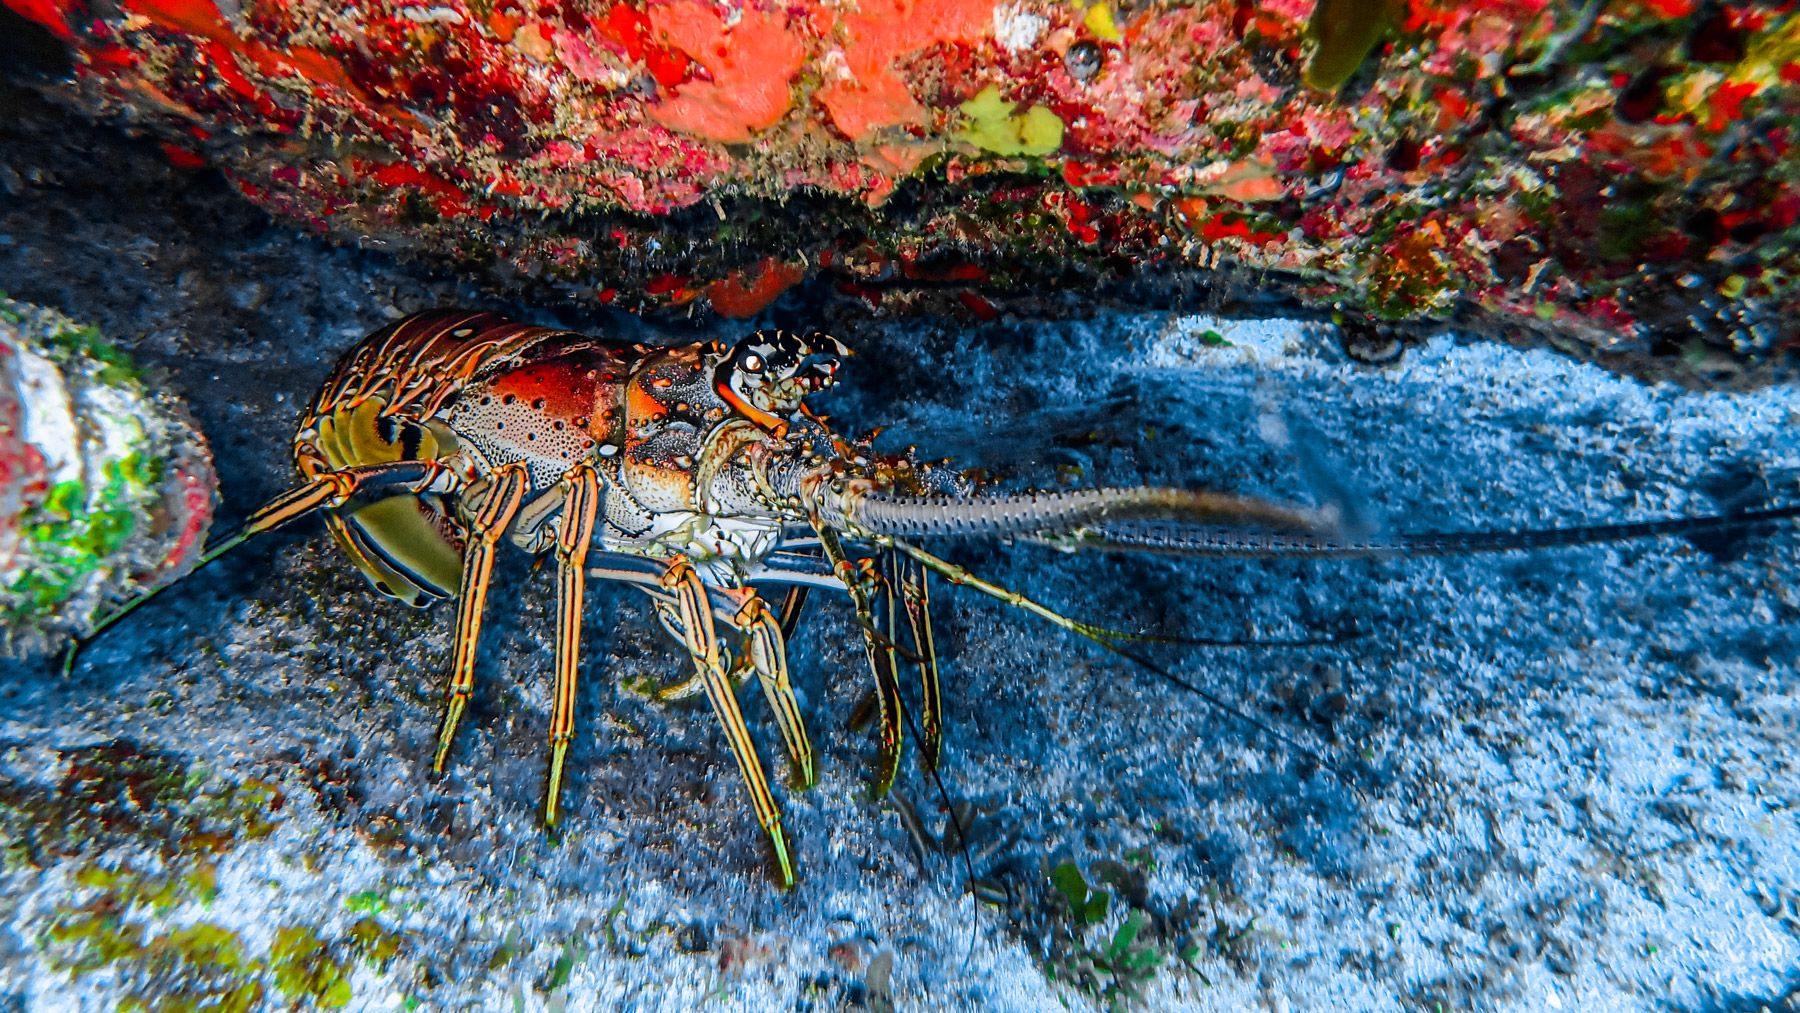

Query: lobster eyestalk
804;479;1342;543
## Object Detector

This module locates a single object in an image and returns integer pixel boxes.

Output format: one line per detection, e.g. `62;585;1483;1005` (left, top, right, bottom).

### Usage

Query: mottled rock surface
3;82;1799;1012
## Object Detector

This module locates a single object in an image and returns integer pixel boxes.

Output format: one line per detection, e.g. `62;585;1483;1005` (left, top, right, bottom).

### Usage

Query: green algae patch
45;902;363;1011
46;909;265;1013
344;889;388;914
270;925;354;1008
38;319;144;388
5;473;139;617
957;86;1064;158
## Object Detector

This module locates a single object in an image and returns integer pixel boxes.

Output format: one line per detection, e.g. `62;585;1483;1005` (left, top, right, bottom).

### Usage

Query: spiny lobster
71;310;1800;888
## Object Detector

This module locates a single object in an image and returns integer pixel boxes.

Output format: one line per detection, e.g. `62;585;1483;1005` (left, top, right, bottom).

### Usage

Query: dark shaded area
0;8;70;79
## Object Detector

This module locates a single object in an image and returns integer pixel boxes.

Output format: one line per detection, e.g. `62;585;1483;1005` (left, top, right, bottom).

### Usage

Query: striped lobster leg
888;550;943;773
62;460;456;678
545;463;601;826
238;460;455;551
718;586;817;791
432;462;531;773
812;525;905;797
644;584;816;790
661;556;796;888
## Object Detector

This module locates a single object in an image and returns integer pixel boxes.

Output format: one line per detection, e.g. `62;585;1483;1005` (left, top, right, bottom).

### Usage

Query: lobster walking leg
774;586;809;640
642;588;813;791
890;551;943;773
545;463;600;826
813;525;905;796
643;590;811;792
239;475;360;534
433;463;531;773
662;557;795;888
648;599;711;700
720;586;817;790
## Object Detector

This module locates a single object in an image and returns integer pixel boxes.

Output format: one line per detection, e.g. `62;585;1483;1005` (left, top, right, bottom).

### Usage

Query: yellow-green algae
347;917;407;970
269;926;354;1008
958;86;1064;158
45;901;367;1011
47;912;266;1013
1081;3;1123;43
1303;0;1400;91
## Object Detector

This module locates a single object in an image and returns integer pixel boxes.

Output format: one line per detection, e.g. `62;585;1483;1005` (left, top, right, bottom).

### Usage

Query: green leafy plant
1043;860;1168;1010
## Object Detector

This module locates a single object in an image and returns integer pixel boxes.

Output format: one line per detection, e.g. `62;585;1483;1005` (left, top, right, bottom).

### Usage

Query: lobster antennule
57;476;354;677
817;484;1340;542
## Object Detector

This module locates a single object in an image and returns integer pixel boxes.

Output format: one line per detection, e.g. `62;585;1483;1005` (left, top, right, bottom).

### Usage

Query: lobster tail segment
816;484;1340;542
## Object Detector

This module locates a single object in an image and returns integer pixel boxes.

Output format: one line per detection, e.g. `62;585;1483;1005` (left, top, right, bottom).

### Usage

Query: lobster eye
741;353;764;373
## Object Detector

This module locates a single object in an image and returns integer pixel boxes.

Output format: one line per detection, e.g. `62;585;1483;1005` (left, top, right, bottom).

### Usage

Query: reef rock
5;0;1798;374
0;296;216;658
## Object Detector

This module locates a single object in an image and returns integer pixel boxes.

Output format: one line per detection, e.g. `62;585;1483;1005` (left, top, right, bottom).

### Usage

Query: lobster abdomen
298;311;575;605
